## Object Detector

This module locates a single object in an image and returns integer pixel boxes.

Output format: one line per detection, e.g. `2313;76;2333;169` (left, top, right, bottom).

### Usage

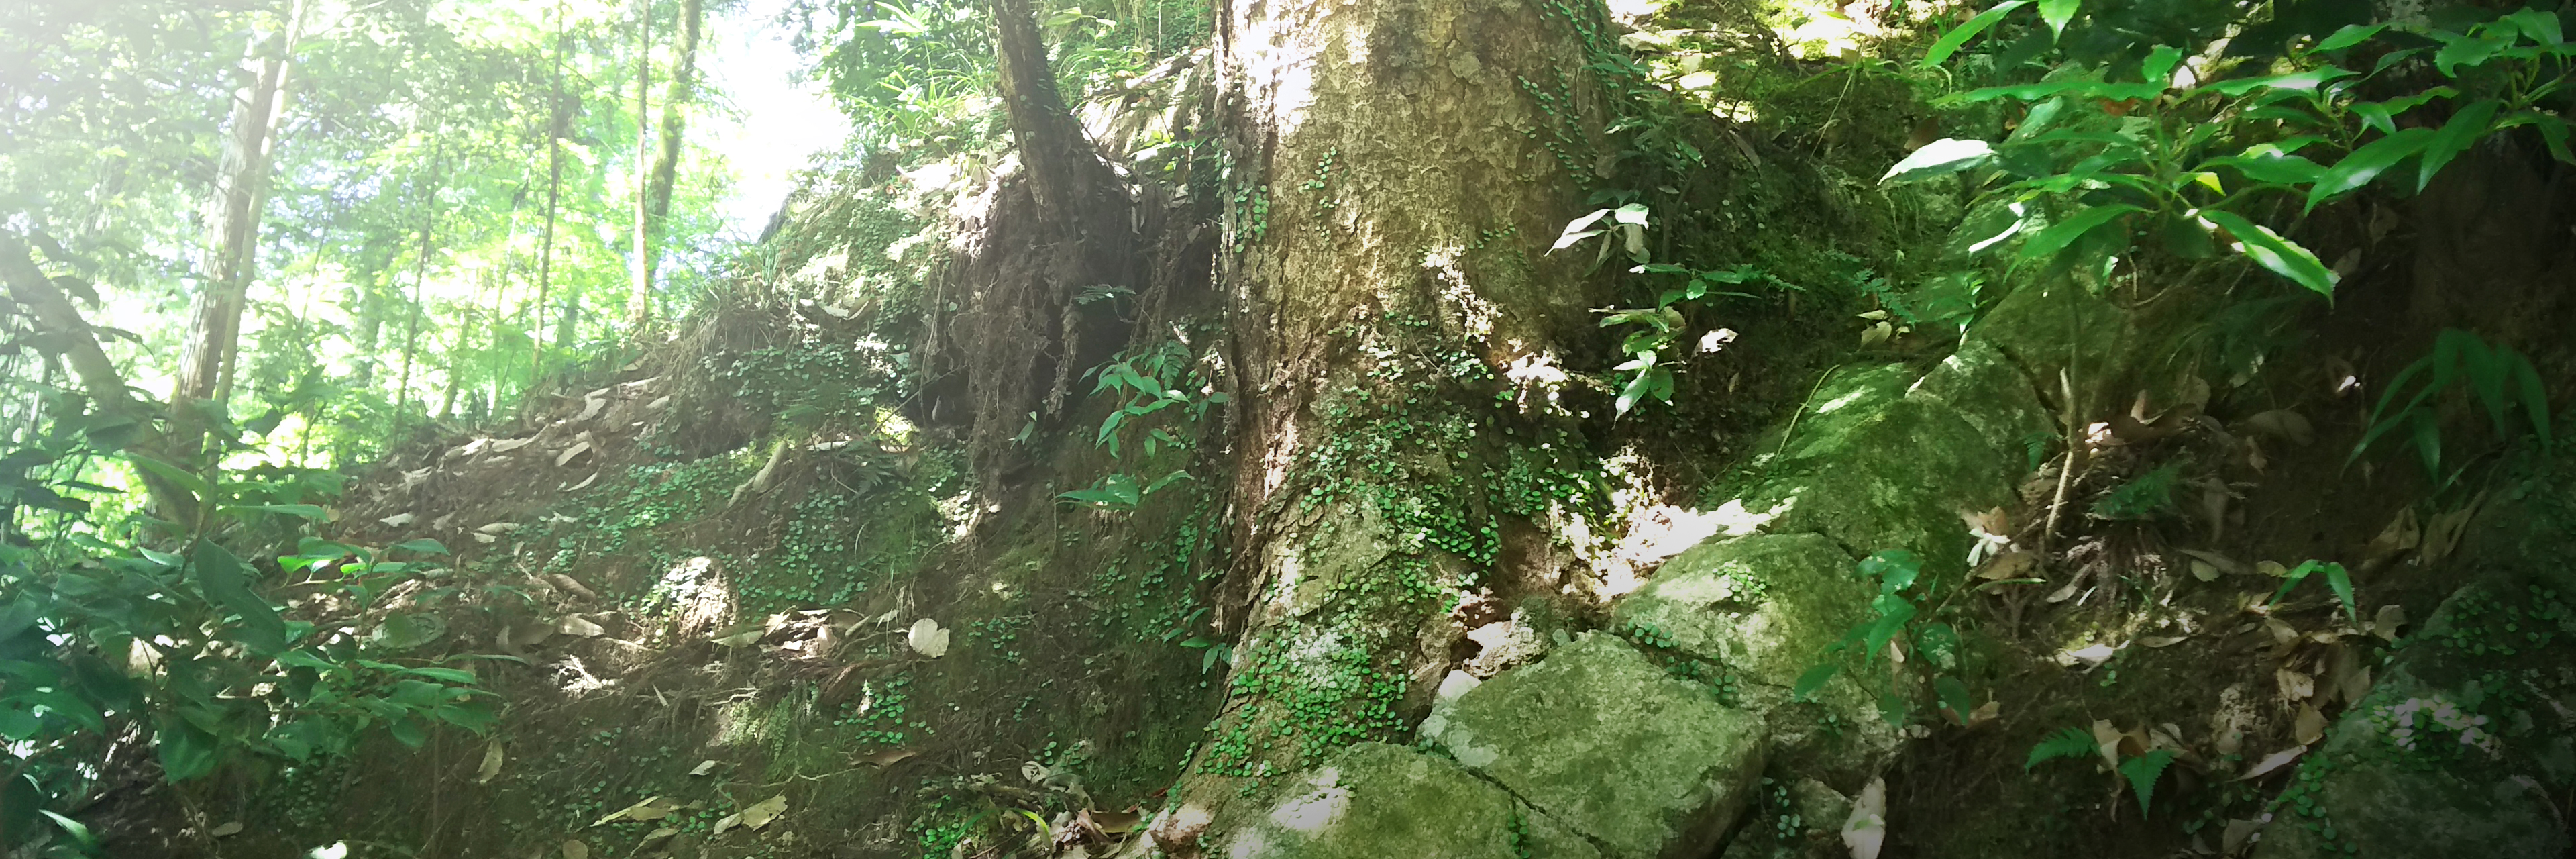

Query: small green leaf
2037;0;2076;37
2309;128;2435;212
1935;676;1975;723
1881;138;1995;183
127;455;211;500
193;542;286;656
38;810;94;849
2118;749;2177;817
390;538;450;556
2015;205;2141;270
2503;8;2564;45
155;715;219;781
2322;562;2357;625
2418;99;2502;191
2199;211;2336;298
1921;1;2031;68
1859;549;1921;593
2141;44;2184;85
1791;663;1839;701
219;503;328;520
2315;23;2385;52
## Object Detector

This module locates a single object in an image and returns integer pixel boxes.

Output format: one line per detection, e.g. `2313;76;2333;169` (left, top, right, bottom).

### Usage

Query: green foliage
1895;4;2575;303
2090;462;2180;520
2118;748;2177;817
2269;560;2358;624
2025;725;2098;770
1794;550;1978;727
2353;329;2553;484
0;443;502;852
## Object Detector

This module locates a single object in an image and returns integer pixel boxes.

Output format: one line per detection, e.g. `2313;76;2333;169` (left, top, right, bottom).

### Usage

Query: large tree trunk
168;0;309;475
1140;0;1614;844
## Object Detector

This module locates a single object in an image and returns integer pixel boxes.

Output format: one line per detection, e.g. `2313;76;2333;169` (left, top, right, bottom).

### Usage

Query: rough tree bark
1141;0;1616;845
168;0;309;474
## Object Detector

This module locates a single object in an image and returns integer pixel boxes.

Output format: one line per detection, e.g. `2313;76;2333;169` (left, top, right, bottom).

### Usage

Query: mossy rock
1901;338;2053;471
1427;633;1766;859
1607;533;1902;778
2251;566;2576;859
1217;742;1519;859
1736;394;2012;578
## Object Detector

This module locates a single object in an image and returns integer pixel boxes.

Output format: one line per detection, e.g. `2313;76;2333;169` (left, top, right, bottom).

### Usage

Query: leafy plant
2353;329;2553;485
2025;725;2178;817
2269;560;2358;624
1892;5;2576;301
1553;205;1790;416
1792;550;1973;727
2025;725;2098;769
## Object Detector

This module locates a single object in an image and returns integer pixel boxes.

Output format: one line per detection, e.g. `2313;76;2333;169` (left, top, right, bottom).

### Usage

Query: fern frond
2024;727;2098;770
2118;749;2178;817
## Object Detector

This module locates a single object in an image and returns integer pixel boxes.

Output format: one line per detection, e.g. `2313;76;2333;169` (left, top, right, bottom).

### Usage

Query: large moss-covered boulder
1426;633;1765;859
1217;742;1521;859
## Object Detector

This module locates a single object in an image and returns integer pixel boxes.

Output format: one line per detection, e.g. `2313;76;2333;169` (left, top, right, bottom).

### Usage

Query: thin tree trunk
627;0;654;330
644;0;701;242
533;0;566;392
170;0;309;467
393;175;439;438
0;235;198;523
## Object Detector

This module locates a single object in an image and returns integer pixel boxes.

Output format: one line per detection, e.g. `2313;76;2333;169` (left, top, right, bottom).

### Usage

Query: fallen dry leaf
475;741;504;785
557;615;606;638
1841;776;1886;859
555;441;594;468
2369;508;2421;558
2243;409;2315;446
561;840;589;859
908;618;951;658
2139;635;2187;648
2372;605;2406;641
2420;497;2481;566
639;828;678;851
857;748;918;768
2276;669;2316;703
1975;550;2039;581
592;796;680;827
2238;746;2305;780
209;822;243;838
2222;819;2260;853
2055;642;2121;668
740;794;788;829
2294;704;2328;746
1085;808;1144;835
689;760;719;776
1965;699;2001;728
2177;548;2246;577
